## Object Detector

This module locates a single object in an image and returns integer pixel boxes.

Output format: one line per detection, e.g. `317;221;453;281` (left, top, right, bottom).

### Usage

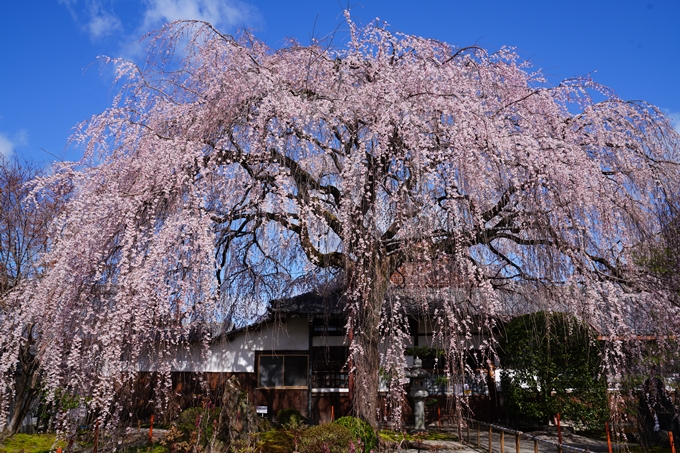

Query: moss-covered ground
0;434;65;453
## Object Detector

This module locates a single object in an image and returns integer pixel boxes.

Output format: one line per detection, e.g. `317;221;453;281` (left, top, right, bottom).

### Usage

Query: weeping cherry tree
2;17;680;429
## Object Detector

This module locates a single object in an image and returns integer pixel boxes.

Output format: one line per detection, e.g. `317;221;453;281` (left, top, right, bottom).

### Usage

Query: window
312;346;348;388
258;354;308;388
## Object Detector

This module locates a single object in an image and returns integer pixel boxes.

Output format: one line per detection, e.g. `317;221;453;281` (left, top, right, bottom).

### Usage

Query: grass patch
260;430;294;453
424;432;459;441
0;434;65;453
378;430;459;443
0;433;170;453
378;430;413;443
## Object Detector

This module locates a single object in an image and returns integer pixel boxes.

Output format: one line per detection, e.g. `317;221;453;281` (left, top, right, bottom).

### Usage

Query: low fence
460;419;605;453
460;419;679;453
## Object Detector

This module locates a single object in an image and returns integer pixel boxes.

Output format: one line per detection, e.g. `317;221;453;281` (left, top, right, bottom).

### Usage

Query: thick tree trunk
348;252;393;428
3;383;37;438
0;332;40;441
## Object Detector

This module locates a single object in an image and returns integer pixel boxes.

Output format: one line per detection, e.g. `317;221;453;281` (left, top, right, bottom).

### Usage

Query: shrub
276;408;304;426
166;406;220;451
333;416;376;453
498;311;608;430
299;423;354;453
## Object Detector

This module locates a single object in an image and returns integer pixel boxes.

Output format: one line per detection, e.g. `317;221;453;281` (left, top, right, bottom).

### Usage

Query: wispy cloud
0;130;28;159
58;0;122;41
59;0;257;43
141;0;256;32
87;11;123;40
667;111;680;134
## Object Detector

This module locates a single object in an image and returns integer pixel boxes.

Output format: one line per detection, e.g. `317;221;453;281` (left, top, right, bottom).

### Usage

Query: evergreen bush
334;416;377;453
299;423;354;453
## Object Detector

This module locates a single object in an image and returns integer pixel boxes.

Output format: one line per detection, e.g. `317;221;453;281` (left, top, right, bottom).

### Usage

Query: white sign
256;406;268;414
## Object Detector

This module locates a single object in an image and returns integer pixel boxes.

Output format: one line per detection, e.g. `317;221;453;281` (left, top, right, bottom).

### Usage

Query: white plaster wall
140;318;310;372
246;317;310;351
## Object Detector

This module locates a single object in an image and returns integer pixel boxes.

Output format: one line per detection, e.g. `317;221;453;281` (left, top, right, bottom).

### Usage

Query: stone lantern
405;356;430;431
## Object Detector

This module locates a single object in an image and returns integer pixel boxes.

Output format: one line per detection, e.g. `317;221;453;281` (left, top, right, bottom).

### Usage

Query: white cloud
0;130;28;159
667;111;680;134
59;0;256;43
56;0;78;9
58;0;123;41
141;0;255;33
87;11;123;39
0;135;14;159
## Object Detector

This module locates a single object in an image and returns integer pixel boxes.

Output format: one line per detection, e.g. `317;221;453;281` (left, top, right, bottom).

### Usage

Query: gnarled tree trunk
1;326;40;441
348;249;395;427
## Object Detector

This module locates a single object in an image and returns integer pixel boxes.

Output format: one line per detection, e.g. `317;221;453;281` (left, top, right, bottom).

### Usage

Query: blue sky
1;0;679;165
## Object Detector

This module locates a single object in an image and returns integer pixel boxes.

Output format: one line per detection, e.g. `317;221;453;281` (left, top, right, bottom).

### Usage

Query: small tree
498;312;608;430
0;156;68;439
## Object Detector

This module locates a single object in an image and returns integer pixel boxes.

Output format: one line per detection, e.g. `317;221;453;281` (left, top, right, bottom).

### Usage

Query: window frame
257;353;309;389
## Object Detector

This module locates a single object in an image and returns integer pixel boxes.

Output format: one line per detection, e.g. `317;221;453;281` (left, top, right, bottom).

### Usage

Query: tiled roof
269;288;345;317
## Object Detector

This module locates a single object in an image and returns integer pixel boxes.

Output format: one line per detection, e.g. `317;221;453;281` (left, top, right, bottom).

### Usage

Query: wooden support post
148;414;154;445
331;406;335;422
606;422;613;453
438;406;441;428
500;429;505;453
556;413;563;453
515;432;520;453
670;431;677;453
93;420;99;453
477;422;481;448
489;426;493;453
534;439;538;453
